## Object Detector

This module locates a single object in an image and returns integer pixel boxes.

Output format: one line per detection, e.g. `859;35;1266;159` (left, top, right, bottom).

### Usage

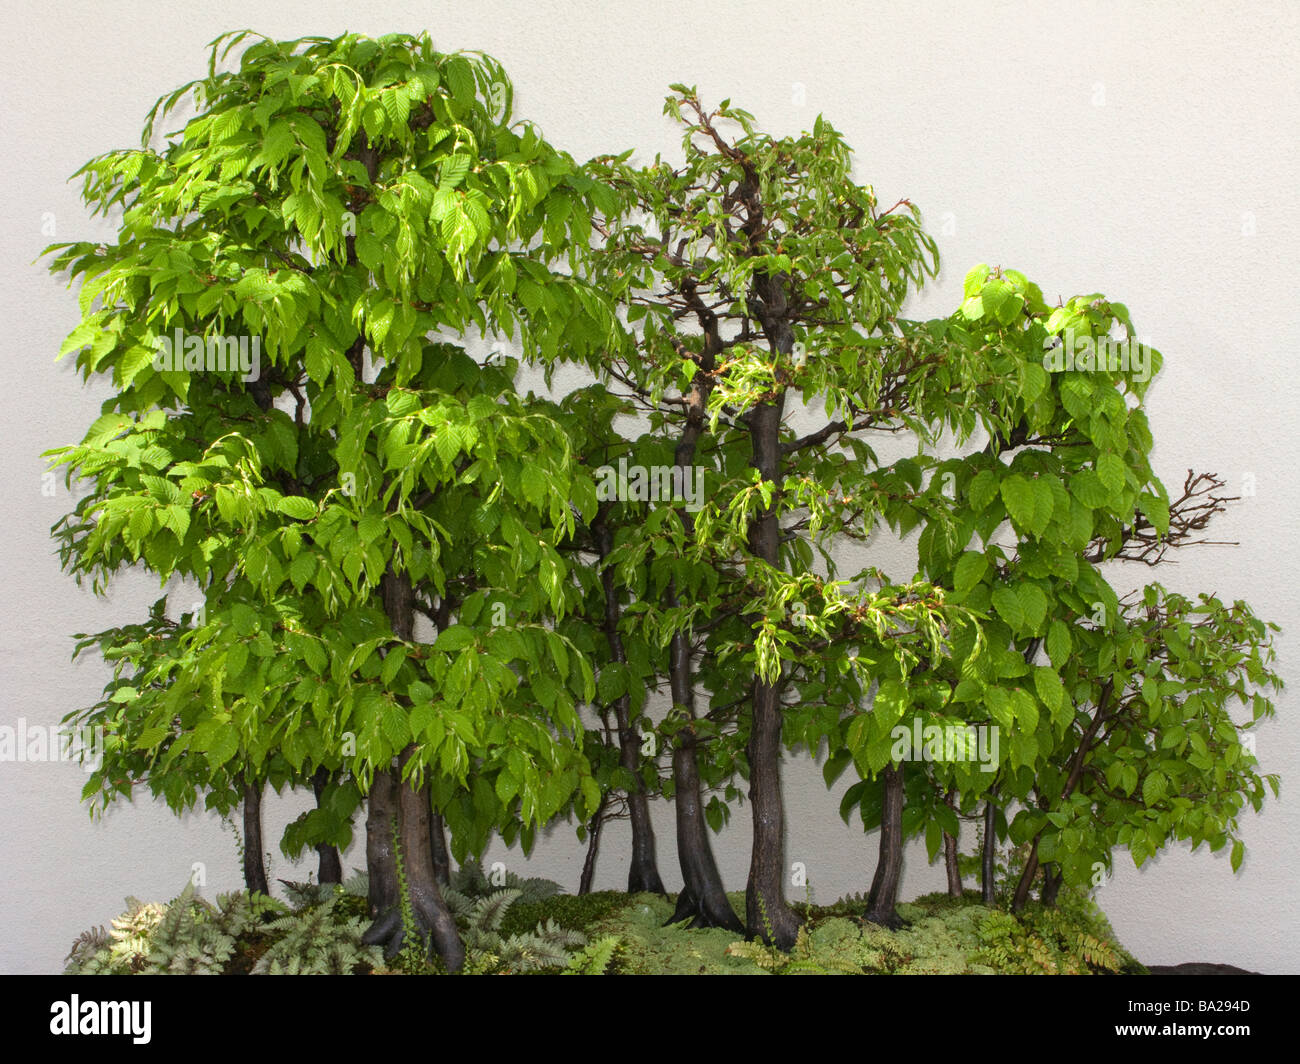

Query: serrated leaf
953;551;988;597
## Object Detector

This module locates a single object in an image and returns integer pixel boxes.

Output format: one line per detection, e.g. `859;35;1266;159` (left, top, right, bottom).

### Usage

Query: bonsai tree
587;90;991;943
586;89;1282;940
45;30;622;970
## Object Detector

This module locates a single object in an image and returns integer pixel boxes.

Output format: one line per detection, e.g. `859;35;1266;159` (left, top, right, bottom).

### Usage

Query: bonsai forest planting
43;31;1282;976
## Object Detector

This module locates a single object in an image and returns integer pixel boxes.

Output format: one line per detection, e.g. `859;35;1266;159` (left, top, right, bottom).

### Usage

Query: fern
563;935;621;975
446;886;592;973
251;897;382;974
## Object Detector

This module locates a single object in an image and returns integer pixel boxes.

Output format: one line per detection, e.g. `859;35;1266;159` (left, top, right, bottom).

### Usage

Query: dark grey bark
361;569;464;971
865;763;906;928
241;775;270;896
981;794;999;906
310;767;343;885
741;273;799;949
578;794;609;895
364;768;399;919
429;811;451;888
943;789;962;898
1041;864;1063;907
594;519;666;895
664;340;743;934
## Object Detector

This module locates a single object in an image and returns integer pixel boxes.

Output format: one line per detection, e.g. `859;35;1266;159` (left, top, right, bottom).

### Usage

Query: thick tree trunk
362;569;464;971
364;769;399;919
578;795;608;895
668;718;743;932
981;794;999;906
241;775;270;896
311;767;343;885
741;388;799;949
943;790;962;898
594;520;666;895
865;763;906;927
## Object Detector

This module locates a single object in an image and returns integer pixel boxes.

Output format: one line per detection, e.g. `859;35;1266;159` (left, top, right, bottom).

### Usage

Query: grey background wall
2;0;1296;973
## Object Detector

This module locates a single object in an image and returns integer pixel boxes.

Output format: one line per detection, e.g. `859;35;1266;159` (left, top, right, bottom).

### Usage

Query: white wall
2;0;1296;973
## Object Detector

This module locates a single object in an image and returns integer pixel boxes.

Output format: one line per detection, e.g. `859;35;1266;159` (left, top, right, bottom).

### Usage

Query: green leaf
1097;453;1127;495
991;586;1024;631
873;678;910;732
1033;667;1065;719
520;464;547;510
953;551;988;597
1138;491;1170;536
434;625;477;652
277;496;317;520
968;469;999;512
1017;583;1048;633
1070;469;1111;509
1141;771;1167;807
1000;475;1036;530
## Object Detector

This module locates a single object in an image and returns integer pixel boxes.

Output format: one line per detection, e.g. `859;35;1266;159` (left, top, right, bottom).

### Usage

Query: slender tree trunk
1041;864;1063;907
1014;682;1112;914
981;794;999;906
663;342;742;933
1011;836;1040;913
943;789;962;898
594;519;666;895
241;775;270;896
865;763;906;927
429;811;451;888
741;379;799;949
311;767;343;885
578;795;609;895
362;569;464;971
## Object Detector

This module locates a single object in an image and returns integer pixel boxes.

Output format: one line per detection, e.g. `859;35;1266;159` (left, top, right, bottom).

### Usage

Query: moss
584;887;1136;975
589;893;766;975
497;890;628;939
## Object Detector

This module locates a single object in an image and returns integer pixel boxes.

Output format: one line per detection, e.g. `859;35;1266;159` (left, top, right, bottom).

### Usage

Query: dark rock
1147;962;1259;975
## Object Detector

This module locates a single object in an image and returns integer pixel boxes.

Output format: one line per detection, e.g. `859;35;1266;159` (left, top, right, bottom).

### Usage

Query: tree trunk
311;767;343;885
981;794;998;906
241;775;270;896
1041;864;1063;907
594;519;666;895
364;768;399;919
1011;836;1040;913
668;716;743;932
865;763;906;927
741;388;799;949
429;811;451;888
663;341;742;933
362;569;464;970
578;795;608;895
943;790;962;898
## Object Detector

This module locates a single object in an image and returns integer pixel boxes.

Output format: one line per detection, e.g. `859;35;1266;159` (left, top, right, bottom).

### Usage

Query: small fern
251;897;382;974
563;935;621;975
